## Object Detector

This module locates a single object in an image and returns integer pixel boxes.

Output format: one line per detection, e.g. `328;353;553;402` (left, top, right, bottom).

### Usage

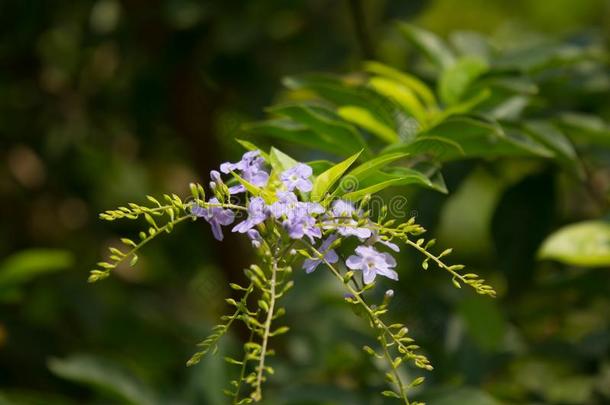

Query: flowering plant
91;146;495;404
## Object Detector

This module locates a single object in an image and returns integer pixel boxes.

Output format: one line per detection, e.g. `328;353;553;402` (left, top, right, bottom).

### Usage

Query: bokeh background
1;1;610;404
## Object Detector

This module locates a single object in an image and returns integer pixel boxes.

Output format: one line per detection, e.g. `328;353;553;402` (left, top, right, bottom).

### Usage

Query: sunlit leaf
283;73;396;127
538;220;610;267
363;61;437;108
311;150;362;200
269;147;298;172
337;106;398;143
347;152;409;182
368;77;428;124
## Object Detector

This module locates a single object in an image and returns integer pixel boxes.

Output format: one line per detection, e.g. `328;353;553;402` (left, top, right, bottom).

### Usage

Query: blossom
325;200;372;240
346;245;398;284
191;198;235;241
220;151;269;194
268;191;299;218
366;232;400;252
247;229;262;248
269;191;323;219
280;163;313;192
232;197;267;233
303;235;339;274
268;191;323;242
283;214;321;242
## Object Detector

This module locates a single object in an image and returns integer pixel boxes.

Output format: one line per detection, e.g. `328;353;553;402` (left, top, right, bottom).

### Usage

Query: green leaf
345;152;409;183
269;147;298;172
342;177;409;201
230;172;275;203
307;160;334;175
363;61;437;108
384;135;465;161
538;220;610;267
0;249;74;288
368;76;428;125
344;166;447;199
338;106;398;143
521;120;582;176
267;103;368;155
283;74;396;127
311;150;362;200
398;23;456;71
449;30;492;60
48;354;160;405
558;113;610;148
438;56;488;106
434;89;491;123
422;115;553;160
244;119;341;156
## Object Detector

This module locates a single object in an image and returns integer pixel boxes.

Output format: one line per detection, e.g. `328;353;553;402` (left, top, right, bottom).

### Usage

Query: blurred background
1;1;609;404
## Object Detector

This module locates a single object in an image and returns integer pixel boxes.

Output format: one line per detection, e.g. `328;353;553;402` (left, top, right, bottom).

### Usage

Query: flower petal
346;255;363;269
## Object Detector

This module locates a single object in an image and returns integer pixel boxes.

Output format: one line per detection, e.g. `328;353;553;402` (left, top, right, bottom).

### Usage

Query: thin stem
232;327;257;404
380;333;410;405
252;254;278;401
90;214;192;282
303;241;428;370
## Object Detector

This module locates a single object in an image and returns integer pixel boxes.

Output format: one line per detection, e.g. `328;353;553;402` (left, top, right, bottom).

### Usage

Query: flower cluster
93;146;495;404
193;150;400;285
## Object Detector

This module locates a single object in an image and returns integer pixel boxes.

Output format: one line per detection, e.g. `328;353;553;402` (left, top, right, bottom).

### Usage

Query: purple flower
366;232;400;252
303;235;339;274
247;229;262;248
325;200;372;240
268;191;324;242
269;191;324;219
232;197;268;233
191;198;235;241
220;151;269;194
268;191;299;218
346;245;398;284
281;163;313;192
283;214;321;243
220;151;263;173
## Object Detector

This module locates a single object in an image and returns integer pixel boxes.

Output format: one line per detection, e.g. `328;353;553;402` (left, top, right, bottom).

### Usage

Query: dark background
1;1;609;404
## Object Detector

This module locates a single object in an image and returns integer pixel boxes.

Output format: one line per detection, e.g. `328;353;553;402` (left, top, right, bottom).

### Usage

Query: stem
303;241;429;370
380;333;410;405
187;282;255;367
348;0;375;58
252;254;278;401
90;214;192;282
232;328;257;404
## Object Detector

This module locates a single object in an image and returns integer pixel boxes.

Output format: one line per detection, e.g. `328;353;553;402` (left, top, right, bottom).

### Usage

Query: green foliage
0;249;73;289
48;355;160;405
246;22;605;193
311;150;362;200
538;220;610;266
3;2;610;404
